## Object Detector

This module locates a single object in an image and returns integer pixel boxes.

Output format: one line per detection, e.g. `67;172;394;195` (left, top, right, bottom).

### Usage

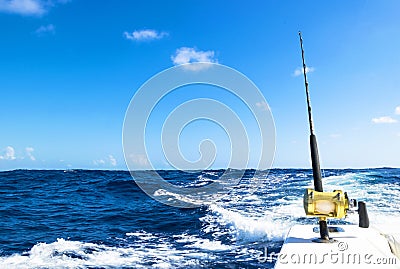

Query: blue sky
0;0;400;170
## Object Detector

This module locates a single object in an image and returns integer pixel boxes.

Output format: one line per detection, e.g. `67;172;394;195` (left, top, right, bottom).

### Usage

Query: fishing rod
298;32;329;241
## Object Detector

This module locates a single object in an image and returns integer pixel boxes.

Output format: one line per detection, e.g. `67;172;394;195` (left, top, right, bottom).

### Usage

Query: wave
0;232;234;269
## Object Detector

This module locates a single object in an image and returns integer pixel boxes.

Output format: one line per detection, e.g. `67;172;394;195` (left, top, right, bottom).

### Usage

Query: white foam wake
0;231;236;269
0;237;202;269
204;201;304;243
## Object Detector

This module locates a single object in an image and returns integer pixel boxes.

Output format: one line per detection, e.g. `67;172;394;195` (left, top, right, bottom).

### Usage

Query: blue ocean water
0;168;399;268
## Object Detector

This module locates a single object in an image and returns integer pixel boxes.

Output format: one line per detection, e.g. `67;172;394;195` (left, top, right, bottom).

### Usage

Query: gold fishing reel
303;189;352;219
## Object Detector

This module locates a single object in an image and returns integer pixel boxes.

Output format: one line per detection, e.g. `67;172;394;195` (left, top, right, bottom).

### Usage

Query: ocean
0;168;399;268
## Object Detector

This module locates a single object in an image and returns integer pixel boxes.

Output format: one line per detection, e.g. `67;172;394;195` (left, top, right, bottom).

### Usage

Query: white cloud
0;0;45;15
0;146;37;161
255;101;269;111
35;24;55;35
0;146;16;160
93;155;117;167
5;146;16;160
371;116;398;124
293;66;315;77
108;155;117;166
93;159;105;166
171;47;217;71
124;29;168;41
0;0;70;16
395;106;400;115
25;147;35;160
129;154;148;166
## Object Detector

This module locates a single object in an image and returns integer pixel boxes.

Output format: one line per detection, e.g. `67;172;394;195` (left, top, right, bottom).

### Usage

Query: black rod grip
310;134;323;192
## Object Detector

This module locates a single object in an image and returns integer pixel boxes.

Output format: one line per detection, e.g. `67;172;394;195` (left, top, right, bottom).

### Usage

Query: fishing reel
303;188;369;228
